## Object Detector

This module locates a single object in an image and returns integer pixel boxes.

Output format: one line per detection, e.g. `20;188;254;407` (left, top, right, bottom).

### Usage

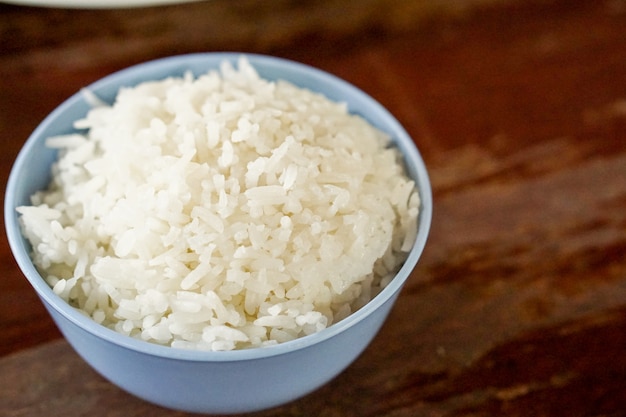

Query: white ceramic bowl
5;53;432;414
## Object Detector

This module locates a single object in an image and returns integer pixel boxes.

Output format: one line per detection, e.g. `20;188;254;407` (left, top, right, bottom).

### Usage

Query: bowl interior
4;52;432;360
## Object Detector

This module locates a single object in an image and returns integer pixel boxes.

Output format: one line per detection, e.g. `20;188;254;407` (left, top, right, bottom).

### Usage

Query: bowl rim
5;52;432;362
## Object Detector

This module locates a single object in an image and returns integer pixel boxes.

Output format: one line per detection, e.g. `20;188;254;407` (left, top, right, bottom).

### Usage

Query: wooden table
1;0;625;415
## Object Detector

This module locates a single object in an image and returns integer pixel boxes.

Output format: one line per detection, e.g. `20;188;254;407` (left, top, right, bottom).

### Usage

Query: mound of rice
17;56;420;351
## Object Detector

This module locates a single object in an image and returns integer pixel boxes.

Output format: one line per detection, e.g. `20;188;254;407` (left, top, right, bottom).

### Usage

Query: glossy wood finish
1;0;625;415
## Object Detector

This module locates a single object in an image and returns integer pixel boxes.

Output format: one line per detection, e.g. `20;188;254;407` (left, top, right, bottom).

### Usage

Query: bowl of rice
5;53;432;414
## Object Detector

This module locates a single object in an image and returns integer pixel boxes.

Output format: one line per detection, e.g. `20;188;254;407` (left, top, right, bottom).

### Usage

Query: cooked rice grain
18;57;420;351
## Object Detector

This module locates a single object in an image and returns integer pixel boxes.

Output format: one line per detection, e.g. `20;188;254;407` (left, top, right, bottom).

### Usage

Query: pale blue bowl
5;53;432;414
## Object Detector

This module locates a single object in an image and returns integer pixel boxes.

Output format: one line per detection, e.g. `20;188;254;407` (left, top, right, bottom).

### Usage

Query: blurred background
0;0;567;150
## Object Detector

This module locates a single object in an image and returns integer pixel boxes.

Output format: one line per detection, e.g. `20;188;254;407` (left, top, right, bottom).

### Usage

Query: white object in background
0;0;204;9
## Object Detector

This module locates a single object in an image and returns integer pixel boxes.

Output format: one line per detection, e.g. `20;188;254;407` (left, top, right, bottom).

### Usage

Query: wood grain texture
1;0;625;415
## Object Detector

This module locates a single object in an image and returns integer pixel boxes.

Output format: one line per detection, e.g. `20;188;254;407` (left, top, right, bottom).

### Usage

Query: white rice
17;56;420;351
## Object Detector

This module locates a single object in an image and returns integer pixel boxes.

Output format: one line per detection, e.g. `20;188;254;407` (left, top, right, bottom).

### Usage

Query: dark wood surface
1;0;626;415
